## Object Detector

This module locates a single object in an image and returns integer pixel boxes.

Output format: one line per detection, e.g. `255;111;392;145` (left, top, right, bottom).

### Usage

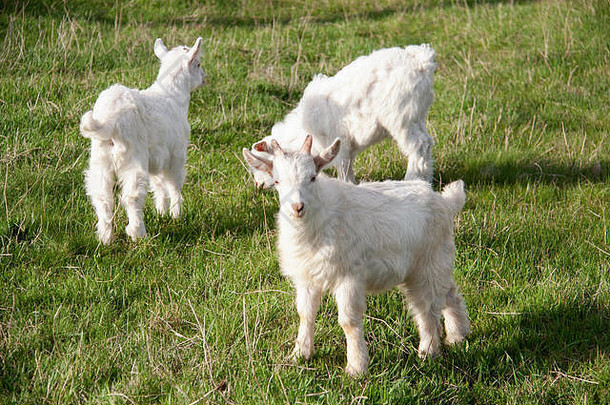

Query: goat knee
409;301;442;358
293;286;322;360
335;284;369;375
404;129;434;181
443;286;470;345
338;316;369;376
121;181;148;241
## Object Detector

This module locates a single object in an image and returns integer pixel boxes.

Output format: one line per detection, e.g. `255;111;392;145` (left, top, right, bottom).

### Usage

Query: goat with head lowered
245;44;437;189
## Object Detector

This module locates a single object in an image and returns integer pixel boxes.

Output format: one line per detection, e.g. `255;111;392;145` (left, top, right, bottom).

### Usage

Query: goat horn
300;134;313;155
271;139;285;156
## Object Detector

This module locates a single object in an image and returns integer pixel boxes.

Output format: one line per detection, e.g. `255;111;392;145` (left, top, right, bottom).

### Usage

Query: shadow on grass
471;300;609;377
417;301;610;403
358;300;609;402
437;159;609;187
199;0;536;28
10;0;536;28
364;156;609;188
145;191;277;245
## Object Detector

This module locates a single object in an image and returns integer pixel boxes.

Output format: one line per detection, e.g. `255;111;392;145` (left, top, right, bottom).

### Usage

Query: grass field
1;0;609;403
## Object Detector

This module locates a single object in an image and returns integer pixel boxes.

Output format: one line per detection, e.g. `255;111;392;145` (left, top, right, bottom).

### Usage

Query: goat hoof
169;206;182;219
126;225;147;241
96;224;114;245
345;362;368;377
155;205;168;216
417;348;441;361
292;342;313;361
445;334;466;345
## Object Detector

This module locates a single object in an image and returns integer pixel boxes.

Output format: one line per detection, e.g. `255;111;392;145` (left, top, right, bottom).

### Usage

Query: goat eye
274;180;279;185
310;176;316;182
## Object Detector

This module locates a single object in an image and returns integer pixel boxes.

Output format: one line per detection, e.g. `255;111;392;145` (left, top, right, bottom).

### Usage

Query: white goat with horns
243;135;470;376
80;37;206;244
245;44;437;189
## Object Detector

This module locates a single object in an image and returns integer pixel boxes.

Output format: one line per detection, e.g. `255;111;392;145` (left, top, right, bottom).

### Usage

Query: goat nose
291;202;305;217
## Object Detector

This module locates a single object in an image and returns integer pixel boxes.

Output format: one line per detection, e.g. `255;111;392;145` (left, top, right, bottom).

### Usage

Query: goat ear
271;139;285;157
243;148;273;174
314;138;341;172
299;134;313;155
253;141;269;153
189;37;203;61
154;38;168;60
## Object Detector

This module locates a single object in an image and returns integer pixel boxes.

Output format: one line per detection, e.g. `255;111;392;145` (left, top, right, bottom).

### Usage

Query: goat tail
441;180;466;216
80;110;114;140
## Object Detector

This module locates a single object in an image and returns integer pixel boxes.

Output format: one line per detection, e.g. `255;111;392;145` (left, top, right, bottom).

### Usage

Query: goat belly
361;255;411;293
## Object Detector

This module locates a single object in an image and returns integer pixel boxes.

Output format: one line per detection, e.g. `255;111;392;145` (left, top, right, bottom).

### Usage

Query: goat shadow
362;154;609;188
356;298;609;393
148;189;277;244
465;300;609;381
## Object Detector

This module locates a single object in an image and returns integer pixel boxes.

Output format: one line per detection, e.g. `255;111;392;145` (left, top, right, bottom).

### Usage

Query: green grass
1;0;609;403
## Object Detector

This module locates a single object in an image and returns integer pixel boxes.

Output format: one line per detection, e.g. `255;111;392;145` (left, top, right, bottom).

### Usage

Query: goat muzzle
291;202;305;218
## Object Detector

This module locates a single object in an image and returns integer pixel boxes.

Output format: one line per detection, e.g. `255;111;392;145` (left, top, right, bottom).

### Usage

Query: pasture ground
1;0;608;403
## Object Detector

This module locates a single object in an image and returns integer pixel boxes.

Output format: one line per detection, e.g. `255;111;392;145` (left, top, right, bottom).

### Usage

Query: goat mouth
283;208;305;219
292;210;305;218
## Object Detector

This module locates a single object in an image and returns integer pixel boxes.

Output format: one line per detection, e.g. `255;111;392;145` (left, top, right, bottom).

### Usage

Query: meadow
1;0;608;403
